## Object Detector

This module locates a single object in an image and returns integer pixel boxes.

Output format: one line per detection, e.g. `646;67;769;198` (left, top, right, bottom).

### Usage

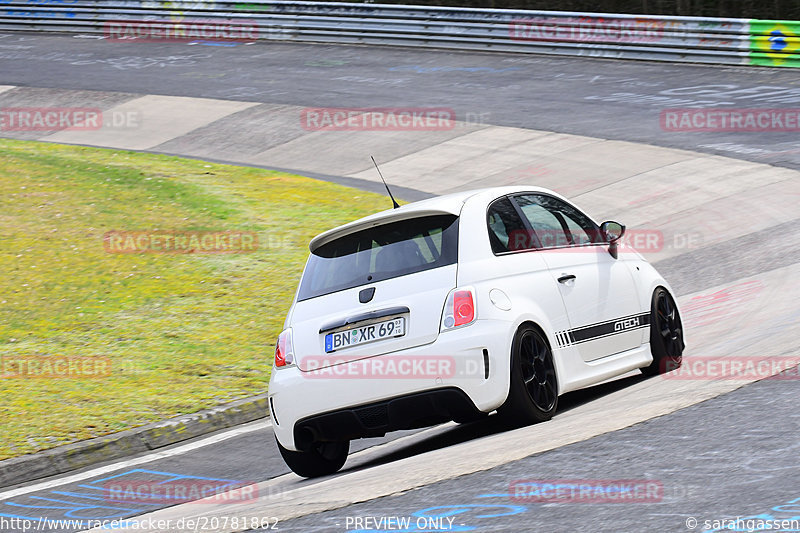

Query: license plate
325;317;405;353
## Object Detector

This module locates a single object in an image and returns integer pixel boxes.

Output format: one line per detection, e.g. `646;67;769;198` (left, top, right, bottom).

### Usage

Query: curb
0;393;269;489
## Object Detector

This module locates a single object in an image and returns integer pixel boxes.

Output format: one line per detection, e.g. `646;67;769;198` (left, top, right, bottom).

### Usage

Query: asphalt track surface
1;34;800;170
267;374;800;533
1;33;799;533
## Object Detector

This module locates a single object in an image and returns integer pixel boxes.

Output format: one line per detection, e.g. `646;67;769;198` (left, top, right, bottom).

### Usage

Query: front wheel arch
641;286;685;376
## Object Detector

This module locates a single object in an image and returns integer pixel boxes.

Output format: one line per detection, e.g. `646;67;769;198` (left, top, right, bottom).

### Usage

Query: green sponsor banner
749;19;800;67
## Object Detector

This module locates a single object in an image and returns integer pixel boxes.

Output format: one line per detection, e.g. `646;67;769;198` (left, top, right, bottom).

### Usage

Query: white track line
0;420;271;500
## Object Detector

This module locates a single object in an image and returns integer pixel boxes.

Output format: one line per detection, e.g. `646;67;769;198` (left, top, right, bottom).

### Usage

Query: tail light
441;287;476;331
274;328;294;367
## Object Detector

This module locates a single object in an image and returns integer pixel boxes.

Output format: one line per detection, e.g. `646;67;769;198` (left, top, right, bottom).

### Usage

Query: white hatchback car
269;186;684;477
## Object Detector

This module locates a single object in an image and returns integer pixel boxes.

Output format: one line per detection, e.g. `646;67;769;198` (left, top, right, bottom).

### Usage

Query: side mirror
600;221;625;259
600;221;625;243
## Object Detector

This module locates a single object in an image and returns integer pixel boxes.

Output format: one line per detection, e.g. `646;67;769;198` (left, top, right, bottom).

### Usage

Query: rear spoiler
309;207;463;252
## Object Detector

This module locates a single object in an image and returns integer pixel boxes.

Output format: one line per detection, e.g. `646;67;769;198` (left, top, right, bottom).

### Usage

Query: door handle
557;274;576;284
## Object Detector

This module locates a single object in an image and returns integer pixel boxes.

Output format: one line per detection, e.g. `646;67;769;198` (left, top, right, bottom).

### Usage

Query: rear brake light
274;328;294;367
441;287;476;331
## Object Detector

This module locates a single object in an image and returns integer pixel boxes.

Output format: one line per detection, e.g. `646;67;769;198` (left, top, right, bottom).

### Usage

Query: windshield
297;215;459;301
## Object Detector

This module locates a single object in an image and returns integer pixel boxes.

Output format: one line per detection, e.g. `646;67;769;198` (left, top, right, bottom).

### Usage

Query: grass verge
0;139;390;460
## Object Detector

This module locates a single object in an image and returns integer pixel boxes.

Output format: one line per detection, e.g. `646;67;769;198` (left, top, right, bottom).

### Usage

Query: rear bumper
293;387;481;451
269;318;514;451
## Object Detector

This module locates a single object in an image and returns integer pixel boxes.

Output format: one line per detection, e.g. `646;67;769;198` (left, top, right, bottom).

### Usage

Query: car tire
641;287;685;376
276;437;349;478
498;325;558;425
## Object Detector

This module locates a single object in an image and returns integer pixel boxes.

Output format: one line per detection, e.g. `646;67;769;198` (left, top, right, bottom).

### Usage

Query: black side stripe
555;312;650;348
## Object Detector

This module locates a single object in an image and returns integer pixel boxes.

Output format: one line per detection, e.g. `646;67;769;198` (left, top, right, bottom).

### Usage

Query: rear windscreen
297;215;459;301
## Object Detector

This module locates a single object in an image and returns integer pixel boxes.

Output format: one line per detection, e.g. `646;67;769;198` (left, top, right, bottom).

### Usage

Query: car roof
308;185;557;252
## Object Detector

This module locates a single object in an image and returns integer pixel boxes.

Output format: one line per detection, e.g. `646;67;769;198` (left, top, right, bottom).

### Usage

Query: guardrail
0;1;797;67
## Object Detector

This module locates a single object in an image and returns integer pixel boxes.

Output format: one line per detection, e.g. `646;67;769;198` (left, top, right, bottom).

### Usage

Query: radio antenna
371;156;400;209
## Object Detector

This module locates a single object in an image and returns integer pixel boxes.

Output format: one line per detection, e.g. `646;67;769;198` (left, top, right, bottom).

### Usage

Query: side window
487;197;534;254
560;213;595;245
514;194;600;248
